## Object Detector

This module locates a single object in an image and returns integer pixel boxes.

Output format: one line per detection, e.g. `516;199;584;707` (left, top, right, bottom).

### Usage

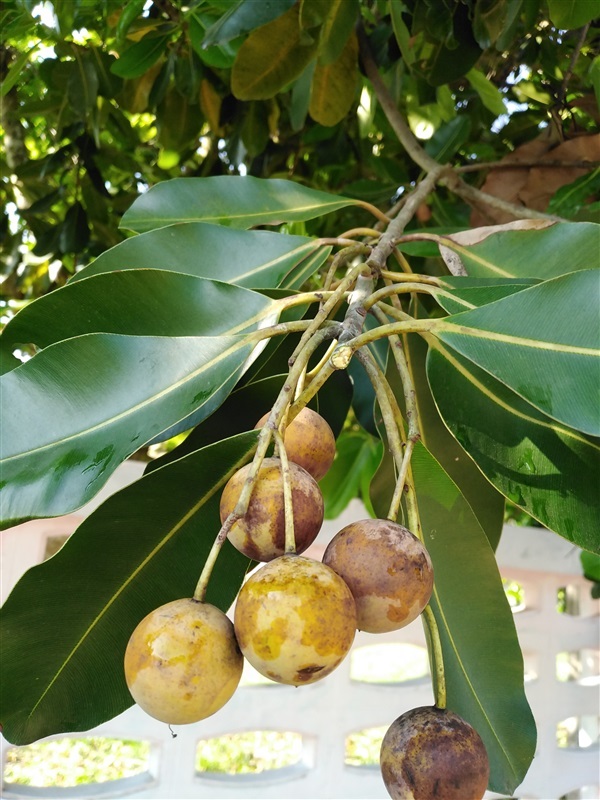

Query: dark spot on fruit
296;664;325;681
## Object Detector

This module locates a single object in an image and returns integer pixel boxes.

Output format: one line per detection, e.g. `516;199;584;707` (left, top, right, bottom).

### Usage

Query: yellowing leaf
231;5;318;100
309;30;358;126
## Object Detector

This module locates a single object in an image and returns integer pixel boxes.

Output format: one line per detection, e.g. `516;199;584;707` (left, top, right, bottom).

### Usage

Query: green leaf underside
435;271;600;436
1;272;275;351
402;326;505;549
440;222;600;279
427;343;600;552
411;443;537;793
0;434;257;745
120;177;357;233
435;278;537;315
309;30;358;126
0;334;253;527
70;222;324;289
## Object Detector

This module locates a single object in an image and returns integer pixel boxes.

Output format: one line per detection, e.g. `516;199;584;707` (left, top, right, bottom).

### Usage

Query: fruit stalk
274;430;296;554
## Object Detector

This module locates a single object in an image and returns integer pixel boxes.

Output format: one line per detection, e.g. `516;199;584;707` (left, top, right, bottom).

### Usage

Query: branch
358;30;564;224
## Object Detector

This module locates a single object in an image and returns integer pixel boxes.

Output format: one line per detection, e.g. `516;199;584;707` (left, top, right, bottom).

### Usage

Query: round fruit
220;456;324;561
322;518;433;633
124;598;242;725
380;706;490;800
234;554;356;685
255;407;336;481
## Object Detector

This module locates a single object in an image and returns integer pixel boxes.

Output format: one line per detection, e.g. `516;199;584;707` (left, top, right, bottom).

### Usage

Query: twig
358;28;564;223
274;431;296;554
456;158;600;173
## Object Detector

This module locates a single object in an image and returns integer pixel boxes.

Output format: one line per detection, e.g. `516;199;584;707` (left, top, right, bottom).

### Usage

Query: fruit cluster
123;408;489;799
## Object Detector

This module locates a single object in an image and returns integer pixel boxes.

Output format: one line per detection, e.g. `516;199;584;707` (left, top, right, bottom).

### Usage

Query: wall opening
556;716;600;749
350;643;430;684
195;731;309;778
3;737;153;794
344;726;387;767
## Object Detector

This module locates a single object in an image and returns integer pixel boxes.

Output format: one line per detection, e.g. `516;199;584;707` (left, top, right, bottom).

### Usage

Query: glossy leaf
435;276;537;315
120;177;357;233
411;443;537;793
0;433;256;745
0;333;254;527
437;221;600;279
390;0;416;66
110;33;170;79
433;271;600;435
231;5;318;100
201;0;295;46
70;222;325;289
547;0;599;29
427;343;600;553
309;30;358;126
400;327;505;548
1;272;275;351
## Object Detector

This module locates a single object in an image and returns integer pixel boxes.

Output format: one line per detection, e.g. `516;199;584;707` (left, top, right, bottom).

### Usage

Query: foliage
1;1;599;797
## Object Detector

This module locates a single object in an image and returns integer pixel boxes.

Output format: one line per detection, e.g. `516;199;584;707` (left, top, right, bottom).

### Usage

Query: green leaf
120;177;358;233
590;56;600;109
316;0;359;65
466;68;506;116
401;327;505;548
411;443;537;793
0;433;256;745
424;116;472;163
201;0;295;46
1;272;275;351
390;1;416;66
547;0;599;29
0;42;39;97
188;12;240;69
581;550;600;581
0;333;254;527
427;342;600;552
289;61;315;131
110;34;170;79
231;5;318;100
433;270;600;435
435;221;600;279
71;222;325;289
309;30;358;126
58;201;90;254
547;167;600;217
319;429;382;519
435;276;538;315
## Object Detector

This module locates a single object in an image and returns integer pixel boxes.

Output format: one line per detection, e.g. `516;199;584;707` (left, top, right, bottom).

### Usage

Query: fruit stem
289;352;337;420
362;282;441;310
353;349;405;478
423;604;447;709
380;269;444;287
274;431;296;554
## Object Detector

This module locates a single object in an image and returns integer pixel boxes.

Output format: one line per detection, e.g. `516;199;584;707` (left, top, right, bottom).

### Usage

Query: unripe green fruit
322;518;433;633
380;706;490;800
255;407;336;481
124;598;242;725
234;554;357;685
220;457;324;561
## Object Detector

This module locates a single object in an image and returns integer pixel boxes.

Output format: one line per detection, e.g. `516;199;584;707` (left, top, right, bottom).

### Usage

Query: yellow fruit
255;407;336;481
124;598;242;725
219;457;323;561
234;554;356;685
322;519;433;633
380;706;490;800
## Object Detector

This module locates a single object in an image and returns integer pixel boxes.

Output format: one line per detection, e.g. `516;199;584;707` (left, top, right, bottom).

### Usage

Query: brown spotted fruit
219;457;323;561
234;554;356;685
380;706;490;800
322;518;433;633
124;598;242;725
255;407;336;481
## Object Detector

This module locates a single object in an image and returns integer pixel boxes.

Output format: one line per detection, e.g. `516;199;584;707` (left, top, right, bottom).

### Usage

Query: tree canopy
2;0;599;299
